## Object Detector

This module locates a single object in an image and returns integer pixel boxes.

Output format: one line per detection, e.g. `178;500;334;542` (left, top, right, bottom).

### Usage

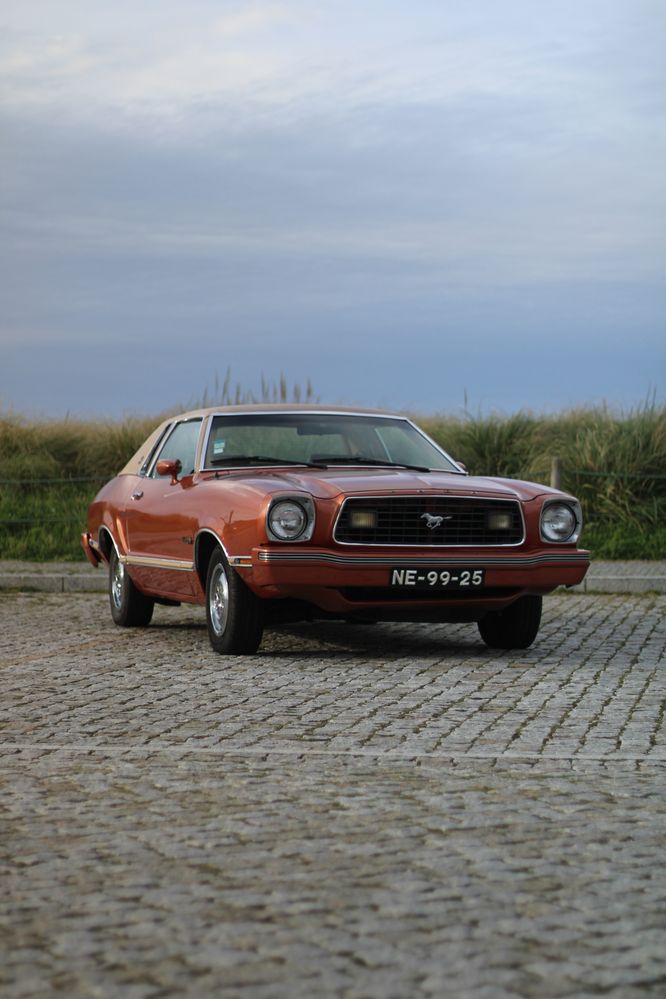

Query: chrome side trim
100;526;195;574
193;529;254;570
333;495;526;547
257;551;589;567
122;553;195;572
99;526;121;562
229;557;253;569
98;529;198;574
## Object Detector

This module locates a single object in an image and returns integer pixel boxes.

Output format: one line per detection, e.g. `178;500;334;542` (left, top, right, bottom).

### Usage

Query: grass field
1;397;664;560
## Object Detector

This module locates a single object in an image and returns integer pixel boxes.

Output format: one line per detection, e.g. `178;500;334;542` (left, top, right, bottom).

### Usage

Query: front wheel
109;548;154;627
478;595;542;650
205;548;264;654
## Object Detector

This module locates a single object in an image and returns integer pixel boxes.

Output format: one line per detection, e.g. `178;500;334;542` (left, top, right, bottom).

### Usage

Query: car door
124;417;204;598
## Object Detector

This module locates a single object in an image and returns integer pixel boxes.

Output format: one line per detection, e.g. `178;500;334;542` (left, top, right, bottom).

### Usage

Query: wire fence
569;470;666;480
0;477;106;485
0;477;106;529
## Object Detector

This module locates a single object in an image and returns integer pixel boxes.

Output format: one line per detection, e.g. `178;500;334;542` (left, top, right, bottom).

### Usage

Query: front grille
334;496;524;546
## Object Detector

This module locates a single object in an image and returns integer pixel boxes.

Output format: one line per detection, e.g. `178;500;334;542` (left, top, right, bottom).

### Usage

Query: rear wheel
205;547;264;654
109;548;154;627
478;595;542;650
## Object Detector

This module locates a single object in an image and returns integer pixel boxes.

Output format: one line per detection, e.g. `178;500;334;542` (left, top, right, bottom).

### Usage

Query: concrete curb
0;571;107;593
1;562;664;595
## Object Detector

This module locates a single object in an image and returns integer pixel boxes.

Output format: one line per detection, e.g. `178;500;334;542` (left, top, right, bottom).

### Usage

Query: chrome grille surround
333;495;525;547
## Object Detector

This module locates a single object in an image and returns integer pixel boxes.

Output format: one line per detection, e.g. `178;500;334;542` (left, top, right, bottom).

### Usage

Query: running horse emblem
421;512;447;530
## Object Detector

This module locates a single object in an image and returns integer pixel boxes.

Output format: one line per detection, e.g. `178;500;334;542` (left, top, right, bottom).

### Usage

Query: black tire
205;547;264;654
478;595;542;650
109;547;154;627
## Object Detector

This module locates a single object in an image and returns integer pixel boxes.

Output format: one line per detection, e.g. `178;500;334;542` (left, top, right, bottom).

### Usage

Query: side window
139;424;172;476
150;419;202;478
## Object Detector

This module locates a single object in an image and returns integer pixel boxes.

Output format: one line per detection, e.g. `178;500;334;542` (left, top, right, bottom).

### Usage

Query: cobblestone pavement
1;591;665;998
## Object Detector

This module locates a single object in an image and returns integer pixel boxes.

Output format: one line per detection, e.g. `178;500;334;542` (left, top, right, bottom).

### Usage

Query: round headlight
268;500;308;541
541;502;577;542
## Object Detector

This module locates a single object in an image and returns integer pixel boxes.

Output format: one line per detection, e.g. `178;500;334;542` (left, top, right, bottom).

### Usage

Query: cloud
1;1;664;415
0;2;300;119
3;0;663;128
3;86;663;294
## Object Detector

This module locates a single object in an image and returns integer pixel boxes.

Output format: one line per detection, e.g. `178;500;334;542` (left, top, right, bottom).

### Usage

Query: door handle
131;490;144;501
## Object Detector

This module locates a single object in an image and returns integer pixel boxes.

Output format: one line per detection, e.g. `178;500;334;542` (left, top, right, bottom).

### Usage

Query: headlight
267;497;314;541
540;501;580;543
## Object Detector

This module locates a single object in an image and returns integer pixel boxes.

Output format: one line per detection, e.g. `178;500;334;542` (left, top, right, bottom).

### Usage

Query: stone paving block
1;590;665;997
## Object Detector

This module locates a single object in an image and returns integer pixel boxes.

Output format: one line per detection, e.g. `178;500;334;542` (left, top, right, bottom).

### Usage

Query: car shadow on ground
146;608;494;660
260;621;490;659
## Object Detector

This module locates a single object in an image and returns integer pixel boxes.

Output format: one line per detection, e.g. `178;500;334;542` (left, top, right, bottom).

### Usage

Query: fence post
550;456;562;490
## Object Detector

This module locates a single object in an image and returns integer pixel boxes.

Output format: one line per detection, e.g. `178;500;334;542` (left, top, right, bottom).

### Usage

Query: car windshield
203;413;460;472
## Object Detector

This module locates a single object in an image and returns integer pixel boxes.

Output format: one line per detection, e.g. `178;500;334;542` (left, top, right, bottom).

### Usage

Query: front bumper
81;531;103;568
238;545;591;616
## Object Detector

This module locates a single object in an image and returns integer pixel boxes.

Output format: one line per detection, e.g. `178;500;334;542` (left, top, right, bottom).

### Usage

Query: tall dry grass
1;392;664;560
418;397;665;557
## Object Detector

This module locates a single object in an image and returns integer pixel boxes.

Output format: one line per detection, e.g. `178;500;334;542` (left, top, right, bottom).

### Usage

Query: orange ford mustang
83;405;590;654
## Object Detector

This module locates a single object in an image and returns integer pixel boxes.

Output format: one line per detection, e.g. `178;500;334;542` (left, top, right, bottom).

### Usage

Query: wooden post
550;456;562;490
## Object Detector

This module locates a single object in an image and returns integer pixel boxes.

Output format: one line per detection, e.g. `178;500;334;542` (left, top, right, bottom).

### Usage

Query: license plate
390;567;485;590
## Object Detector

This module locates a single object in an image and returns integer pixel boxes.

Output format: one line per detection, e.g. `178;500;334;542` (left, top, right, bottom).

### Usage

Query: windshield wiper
310;455;431;473
210;455;326;469
210;454;432;473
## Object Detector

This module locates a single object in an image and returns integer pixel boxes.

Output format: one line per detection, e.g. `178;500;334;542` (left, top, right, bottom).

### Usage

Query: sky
1;0;664;419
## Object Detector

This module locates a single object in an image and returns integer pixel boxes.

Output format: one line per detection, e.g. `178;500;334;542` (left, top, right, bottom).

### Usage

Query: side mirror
456;460;468;473
156;458;182;484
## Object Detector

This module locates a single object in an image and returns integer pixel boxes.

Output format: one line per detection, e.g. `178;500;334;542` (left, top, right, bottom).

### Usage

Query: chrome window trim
199;410;464;474
195;415;212;473
402;417;465;474
200;415;214;472
146;416;204;479
139;423;173;477
332;495;526;548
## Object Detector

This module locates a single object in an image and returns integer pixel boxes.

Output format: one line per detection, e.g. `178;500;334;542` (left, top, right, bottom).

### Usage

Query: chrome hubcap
209;563;229;636
111;557;125;610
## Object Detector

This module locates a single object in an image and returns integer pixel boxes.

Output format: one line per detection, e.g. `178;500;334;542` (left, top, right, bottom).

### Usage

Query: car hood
210;467;562;502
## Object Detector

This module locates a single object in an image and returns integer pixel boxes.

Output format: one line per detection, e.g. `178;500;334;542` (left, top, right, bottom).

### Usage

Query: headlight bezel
540;499;582;544
266;495;315;543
